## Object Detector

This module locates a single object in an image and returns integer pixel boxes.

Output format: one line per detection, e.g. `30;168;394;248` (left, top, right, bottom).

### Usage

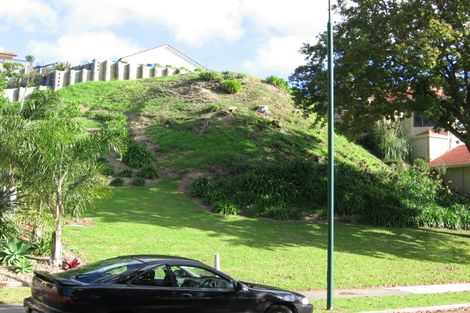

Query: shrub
137;165;158;179
123;141;153;168
220;80;243;94
31;235;52;257
190;158;470;228
358;120;410;163
98;159;114;176
92;112;127;123
117;168;133;178
265;75;289;92
110;178;125;187
0;239;31;266
198;71;221;82
190;176;211;197
222;71;242;80
213;202;239;215
131;177;146;187
14;257;33;274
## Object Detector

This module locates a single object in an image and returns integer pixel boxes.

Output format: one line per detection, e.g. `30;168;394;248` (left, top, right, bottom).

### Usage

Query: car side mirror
235;281;248;292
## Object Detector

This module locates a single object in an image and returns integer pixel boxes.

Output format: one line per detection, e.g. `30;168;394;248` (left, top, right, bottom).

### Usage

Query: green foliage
137;165;158;179
191;159;469;228
198;71;222;82
265;75;289;92
220;80;243;94
14;257;33;274
290;0;470;147
123;141;153;169
0;239;31;266
31;235;52;257
117;168;133;178
98;159;115;176
110;178;125;187
89;111;127;123
22;90;79;120
358;120;410;163
53;62;71;71
63;181;470;290
0;187;18;242
131;177;146;187
189;176;210;197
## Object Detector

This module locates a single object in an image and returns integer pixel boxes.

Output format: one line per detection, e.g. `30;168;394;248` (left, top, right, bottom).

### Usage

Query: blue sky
0;0;331;79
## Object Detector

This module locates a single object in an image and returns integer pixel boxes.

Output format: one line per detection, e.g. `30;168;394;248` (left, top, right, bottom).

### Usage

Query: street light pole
326;0;335;310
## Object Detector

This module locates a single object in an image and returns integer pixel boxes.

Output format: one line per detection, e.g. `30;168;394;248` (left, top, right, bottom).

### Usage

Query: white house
118;44;206;71
403;112;470;196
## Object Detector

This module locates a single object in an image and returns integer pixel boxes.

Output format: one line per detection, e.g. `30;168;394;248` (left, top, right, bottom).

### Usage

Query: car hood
241;281;305;298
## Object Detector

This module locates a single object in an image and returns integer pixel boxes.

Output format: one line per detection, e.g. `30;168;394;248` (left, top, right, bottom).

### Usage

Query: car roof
114;255;203;265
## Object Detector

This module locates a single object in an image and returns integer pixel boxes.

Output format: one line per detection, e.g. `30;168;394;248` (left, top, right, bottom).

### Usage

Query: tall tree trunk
51;179;64;267
51;206;62;266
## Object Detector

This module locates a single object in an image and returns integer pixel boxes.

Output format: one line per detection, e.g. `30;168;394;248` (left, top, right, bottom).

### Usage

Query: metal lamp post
326;0;335;310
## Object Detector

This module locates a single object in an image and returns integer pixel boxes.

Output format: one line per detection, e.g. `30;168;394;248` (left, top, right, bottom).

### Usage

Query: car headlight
279;294;310;305
301;297;310;305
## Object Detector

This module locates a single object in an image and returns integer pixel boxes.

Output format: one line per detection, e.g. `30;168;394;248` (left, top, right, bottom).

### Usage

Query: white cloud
241;1;333;77
243;35;308;78
13;0;333;75
241;0;328;37
56;0;244;46
28;31;141;64
0;0;58;32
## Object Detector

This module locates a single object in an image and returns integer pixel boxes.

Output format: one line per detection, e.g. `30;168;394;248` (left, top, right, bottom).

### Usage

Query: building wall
410;136;429;160
403;115;464;161
3;58;192;101
445;166;470;196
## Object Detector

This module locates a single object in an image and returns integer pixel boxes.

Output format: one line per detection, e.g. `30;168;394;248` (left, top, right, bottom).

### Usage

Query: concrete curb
301;283;470;300
0;281;29;288
362;303;470;313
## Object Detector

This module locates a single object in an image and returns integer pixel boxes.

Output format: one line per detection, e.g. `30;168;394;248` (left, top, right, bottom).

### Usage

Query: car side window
130;265;174;287
169;265;233;289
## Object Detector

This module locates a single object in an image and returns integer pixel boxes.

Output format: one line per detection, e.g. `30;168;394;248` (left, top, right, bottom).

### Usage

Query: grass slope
63;180;470;291
59;74;385;172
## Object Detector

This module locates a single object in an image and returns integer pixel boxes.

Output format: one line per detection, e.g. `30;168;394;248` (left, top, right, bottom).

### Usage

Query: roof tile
429;145;470;167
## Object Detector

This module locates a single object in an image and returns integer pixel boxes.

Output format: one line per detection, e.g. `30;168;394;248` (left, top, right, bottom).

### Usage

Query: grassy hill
59;73;384;171
58;72;469;229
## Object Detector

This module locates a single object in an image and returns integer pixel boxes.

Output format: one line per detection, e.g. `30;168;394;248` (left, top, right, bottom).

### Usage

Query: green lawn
63;180;470;291
0;287;30;304
312;292;470;313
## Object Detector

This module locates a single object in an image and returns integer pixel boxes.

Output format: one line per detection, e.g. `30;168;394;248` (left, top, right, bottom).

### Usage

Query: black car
24;255;313;313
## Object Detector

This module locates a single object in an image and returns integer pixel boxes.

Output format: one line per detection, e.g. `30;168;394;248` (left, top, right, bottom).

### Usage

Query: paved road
0;305;21;312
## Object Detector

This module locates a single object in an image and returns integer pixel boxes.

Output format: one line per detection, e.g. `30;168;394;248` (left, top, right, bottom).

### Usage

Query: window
130;265;174;287
413;112;434;127
169;265;233;289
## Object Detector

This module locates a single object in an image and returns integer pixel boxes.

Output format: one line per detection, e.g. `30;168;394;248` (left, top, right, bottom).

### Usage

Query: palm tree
24;119;111;265
0;90;127;265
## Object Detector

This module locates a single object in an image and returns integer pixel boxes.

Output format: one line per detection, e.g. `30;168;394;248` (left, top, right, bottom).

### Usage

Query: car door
169;264;255;313
108;264;177;313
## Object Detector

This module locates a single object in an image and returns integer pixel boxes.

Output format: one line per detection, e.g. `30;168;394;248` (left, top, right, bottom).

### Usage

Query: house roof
0;51;18;58
429;145;470;167
119;44;206;69
416;129;449;137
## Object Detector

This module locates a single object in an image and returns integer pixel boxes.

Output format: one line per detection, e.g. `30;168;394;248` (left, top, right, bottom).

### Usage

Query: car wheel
266;304;293;313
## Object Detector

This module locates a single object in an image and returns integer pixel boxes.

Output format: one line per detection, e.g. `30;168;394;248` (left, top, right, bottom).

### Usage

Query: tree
0;90;127;265
25;119;110;265
290;0;470;149
25;55;35;67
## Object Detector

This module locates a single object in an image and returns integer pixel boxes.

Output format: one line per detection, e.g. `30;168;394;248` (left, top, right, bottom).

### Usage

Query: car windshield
55;258;145;283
